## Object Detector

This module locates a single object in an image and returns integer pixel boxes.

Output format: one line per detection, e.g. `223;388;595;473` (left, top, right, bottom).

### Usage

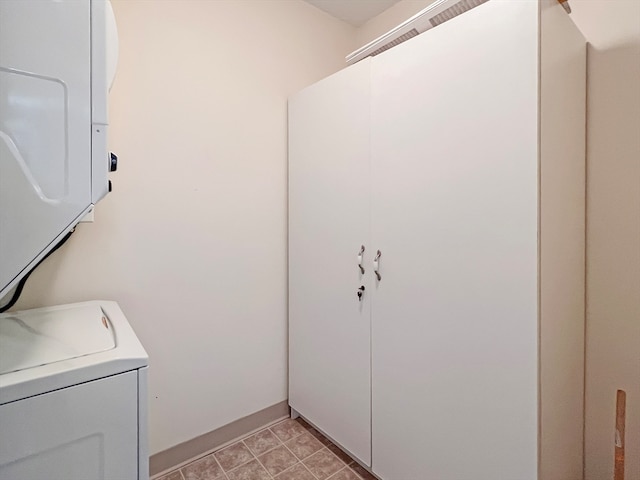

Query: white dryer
0;301;148;479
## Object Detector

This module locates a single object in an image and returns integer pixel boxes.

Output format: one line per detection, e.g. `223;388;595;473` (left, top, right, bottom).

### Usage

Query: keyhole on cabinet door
357;285;365;301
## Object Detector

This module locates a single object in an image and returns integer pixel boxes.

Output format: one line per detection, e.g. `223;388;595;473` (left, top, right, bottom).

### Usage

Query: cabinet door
370;2;539;479
0;0;92;296
0;371;139;479
289;59;371;465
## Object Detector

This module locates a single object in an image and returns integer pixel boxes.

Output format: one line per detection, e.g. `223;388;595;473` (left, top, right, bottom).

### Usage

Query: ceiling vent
346;0;489;65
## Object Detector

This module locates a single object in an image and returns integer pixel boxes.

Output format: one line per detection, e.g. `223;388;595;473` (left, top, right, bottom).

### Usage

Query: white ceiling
303;0;402;27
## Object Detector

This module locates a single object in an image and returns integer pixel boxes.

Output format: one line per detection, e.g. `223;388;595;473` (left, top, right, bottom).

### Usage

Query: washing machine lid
0;304;115;375
0;301;148;404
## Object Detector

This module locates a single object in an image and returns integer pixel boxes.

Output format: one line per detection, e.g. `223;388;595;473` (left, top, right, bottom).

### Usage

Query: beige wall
570;1;640;479
14;0;355;455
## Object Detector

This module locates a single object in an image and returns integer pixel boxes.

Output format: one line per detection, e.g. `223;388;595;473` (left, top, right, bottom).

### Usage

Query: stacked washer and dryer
0;1;148;478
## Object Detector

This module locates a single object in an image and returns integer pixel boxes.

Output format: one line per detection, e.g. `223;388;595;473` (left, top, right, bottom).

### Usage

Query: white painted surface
0;371;139;479
138;366;150;480
0;0;112;298
538;2;586;478
90;0;111;205
370;1;539;478
0;0;91;297
11;0;356;455
289;59;372;466
569;2;640;479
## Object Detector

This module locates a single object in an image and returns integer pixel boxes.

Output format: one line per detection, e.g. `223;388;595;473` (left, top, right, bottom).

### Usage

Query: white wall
570;1;640;478
13;0;355;455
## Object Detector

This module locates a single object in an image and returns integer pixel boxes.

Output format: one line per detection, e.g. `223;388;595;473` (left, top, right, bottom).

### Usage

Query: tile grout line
167;419;289;478
212;449;227;480
301;461;321;480
326;465;349;480
221;440;259;478
260;424;308;477
304;446;346;480
325;446;362;479
309;437;363;479
270;426;306;443
176;430;265;480
250;438;277;479
244;427;285;460
216;421;307;479
221;456;232;480
283;431;324;462
280;440;322;480
261;418;300;478
300;461;322;480
279;435;317;479
271;461;299;479
167;418;352;480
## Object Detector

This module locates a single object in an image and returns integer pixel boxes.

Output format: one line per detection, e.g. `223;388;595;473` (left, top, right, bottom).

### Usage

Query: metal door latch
374;250;382;281
357;245;365;274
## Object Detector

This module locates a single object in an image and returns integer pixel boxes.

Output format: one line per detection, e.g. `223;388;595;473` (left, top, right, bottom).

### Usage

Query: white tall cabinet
289;59;372;466
289;1;586;479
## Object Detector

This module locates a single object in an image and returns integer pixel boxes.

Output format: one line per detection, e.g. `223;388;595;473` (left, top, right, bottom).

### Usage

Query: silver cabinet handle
374;250;381;281
357;245;365;274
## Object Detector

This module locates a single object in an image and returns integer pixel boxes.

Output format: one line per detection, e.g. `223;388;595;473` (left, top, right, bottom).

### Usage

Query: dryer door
0;0;100;298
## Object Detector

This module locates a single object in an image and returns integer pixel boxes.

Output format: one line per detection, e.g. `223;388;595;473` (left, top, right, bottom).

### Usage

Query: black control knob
109;152;118;172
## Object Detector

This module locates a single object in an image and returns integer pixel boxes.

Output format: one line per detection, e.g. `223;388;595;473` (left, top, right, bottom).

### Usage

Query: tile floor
156;418;377;480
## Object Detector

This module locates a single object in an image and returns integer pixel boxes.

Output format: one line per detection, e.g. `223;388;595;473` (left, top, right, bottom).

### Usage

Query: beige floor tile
328;467;361;480
303;448;345;480
296;418;332;445
270;419;307;442
158;417;373;480
306;426;333;446
214;442;254;472
226;459;270;480
284;431;324;460
274;462;316;480
157;471;184;480
243;429;281;456
326;443;354;466
181;454;223;480
257;444;298;476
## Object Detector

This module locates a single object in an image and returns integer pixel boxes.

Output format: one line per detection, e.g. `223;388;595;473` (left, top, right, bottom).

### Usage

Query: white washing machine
0;301;148;480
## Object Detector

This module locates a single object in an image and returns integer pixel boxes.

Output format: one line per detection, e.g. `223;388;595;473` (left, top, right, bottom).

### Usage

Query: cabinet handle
357;245;365;274
374;250;382;281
